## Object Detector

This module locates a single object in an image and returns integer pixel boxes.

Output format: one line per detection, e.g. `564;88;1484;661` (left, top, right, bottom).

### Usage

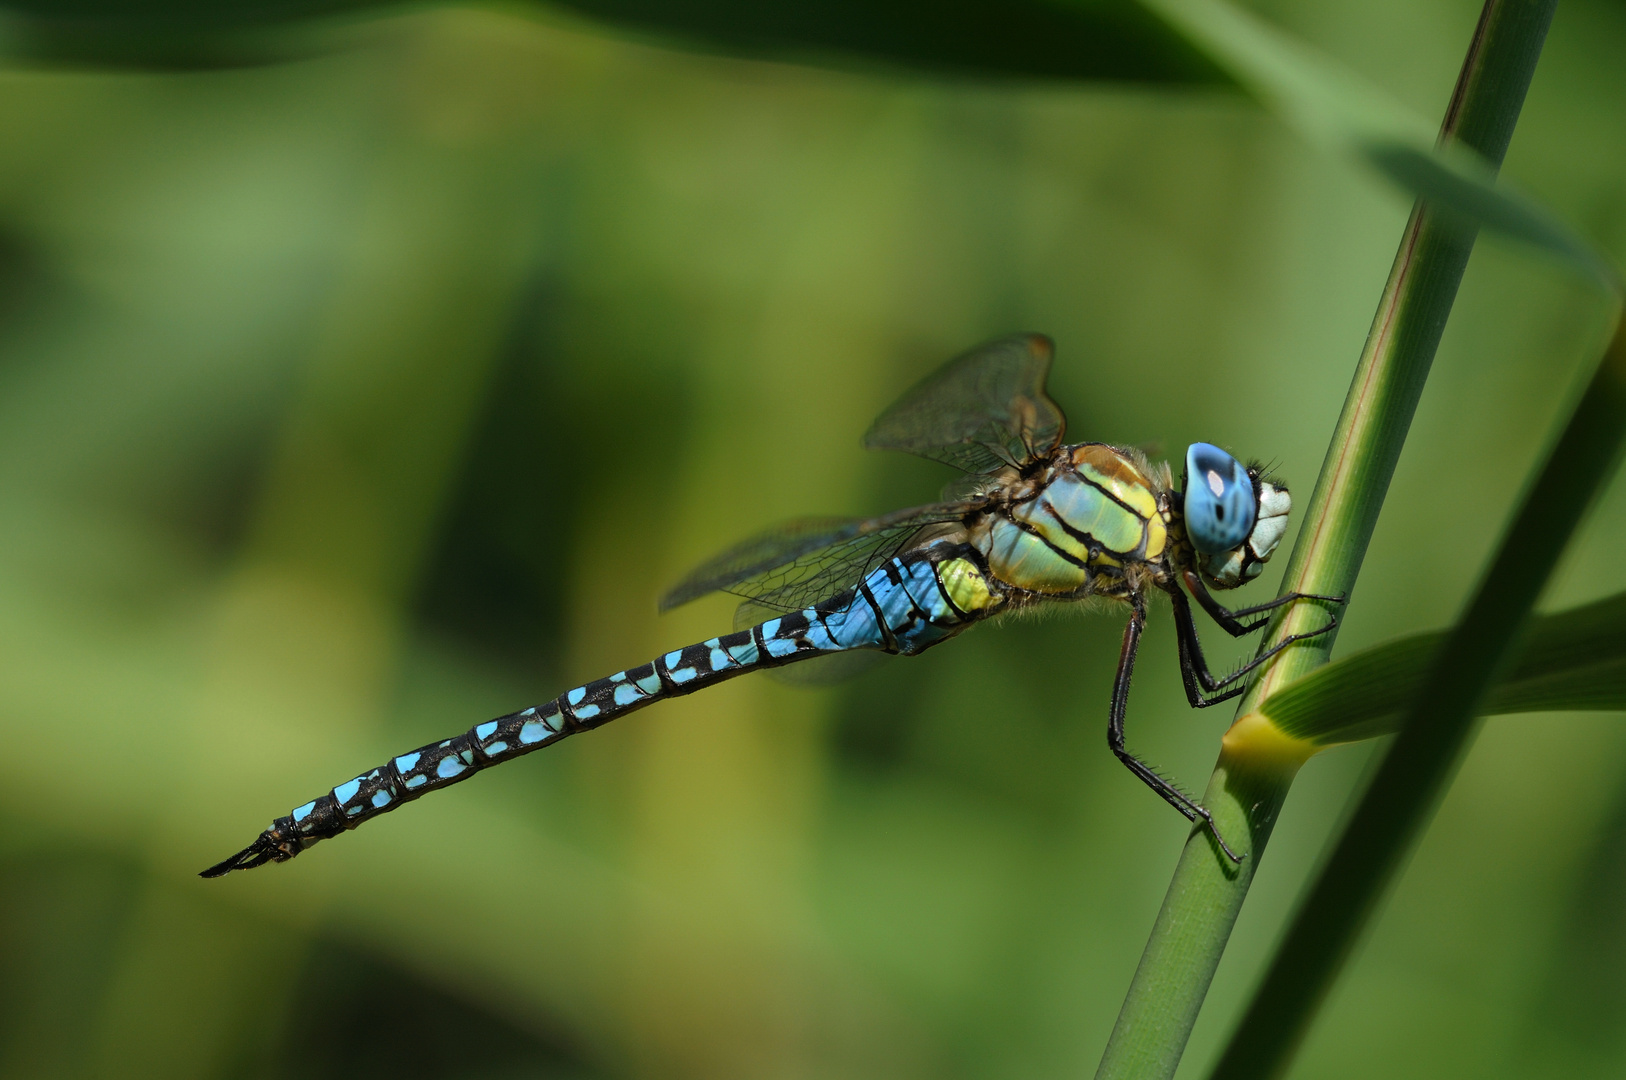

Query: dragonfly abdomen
203;633;792;874
201;547;1001;876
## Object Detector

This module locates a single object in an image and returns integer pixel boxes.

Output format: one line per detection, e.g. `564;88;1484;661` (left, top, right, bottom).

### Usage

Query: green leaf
547;0;1227;83
1136;0;1620;290
0;0;1230;82
1209;316;1626;1080
1262;590;1626;746
1094;2;1604;1078
0;1;375;68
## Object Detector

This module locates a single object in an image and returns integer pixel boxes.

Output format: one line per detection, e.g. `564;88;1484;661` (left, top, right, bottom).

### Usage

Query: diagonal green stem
1094;2;1555;1076
1209;316;1626;1080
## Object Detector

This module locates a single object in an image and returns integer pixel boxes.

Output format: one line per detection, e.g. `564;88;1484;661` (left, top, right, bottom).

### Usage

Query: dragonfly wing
864;333;1067;473
660;503;972;614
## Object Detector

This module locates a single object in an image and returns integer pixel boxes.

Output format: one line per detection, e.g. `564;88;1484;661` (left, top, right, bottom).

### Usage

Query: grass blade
1261;589;1626;745
1209;315;1626;1080
1094;2;1562;1077
0;0;1229;83
1139;0;1616;290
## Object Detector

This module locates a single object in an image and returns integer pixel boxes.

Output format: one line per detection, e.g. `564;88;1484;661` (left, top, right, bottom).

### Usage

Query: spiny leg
1166;584;1342;710
1108;591;1244;864
1166;584;1248;710
1182;569;1345;638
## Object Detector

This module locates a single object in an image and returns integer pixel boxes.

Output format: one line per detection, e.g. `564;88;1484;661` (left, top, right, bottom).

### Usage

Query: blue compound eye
1184;443;1257;555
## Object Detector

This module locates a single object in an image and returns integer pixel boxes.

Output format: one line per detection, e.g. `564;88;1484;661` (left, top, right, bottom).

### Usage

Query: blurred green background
0;1;1623;1077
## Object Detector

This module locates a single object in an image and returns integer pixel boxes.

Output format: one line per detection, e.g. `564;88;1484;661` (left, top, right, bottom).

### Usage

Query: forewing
864;333;1067;473
660;503;970;614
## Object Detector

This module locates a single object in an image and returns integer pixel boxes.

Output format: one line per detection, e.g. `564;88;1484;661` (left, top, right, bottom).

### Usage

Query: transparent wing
660;503;972;615
864;333;1067;473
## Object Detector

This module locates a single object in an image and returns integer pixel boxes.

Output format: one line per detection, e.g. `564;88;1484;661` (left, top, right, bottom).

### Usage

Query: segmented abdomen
201;545;1000;876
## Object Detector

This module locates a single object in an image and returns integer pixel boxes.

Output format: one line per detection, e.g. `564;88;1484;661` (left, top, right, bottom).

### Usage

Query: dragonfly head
1181;442;1290;590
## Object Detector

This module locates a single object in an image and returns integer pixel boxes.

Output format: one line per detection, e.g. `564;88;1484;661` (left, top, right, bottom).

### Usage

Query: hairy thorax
968;443;1172;600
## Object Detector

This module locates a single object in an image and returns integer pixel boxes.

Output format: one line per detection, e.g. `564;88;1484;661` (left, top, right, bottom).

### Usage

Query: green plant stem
1262;589;1626;745
1209;318;1626;1080
1094;2;1555;1076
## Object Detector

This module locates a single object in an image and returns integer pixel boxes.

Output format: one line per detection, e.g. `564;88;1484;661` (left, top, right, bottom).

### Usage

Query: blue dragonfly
203;334;1340;876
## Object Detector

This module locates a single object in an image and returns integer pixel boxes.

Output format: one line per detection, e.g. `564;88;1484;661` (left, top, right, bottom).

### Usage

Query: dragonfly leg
1182;569;1345;637
1167;581;1341;708
1109;593;1245;864
1167;584;1248;710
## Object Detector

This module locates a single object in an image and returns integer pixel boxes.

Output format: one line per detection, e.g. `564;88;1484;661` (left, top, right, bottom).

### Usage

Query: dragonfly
203;333;1341;877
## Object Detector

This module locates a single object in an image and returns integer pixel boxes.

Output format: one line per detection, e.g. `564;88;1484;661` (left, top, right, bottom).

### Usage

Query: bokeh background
0;0;1623;1077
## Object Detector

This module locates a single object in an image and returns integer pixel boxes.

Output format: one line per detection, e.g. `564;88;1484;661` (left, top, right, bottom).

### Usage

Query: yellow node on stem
1221;711;1318;776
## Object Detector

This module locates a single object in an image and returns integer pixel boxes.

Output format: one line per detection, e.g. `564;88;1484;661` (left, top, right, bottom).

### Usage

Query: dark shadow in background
0;847;599;1079
1517;759;1626;1077
0;0;1229;85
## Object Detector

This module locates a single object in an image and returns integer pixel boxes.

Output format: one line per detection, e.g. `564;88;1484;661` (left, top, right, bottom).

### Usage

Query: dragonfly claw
1198;811;1247;864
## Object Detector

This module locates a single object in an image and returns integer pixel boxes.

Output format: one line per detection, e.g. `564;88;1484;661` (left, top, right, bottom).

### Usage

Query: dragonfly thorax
971;443;1169;597
968;439;1293;599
